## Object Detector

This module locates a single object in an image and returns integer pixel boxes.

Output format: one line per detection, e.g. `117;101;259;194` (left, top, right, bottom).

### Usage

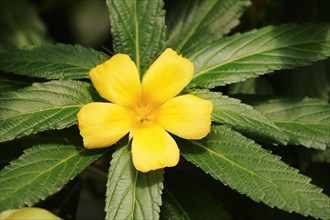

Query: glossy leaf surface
254;98;330;149
167;0;251;53
0;143;103;211
0;44;108;79
107;0;166;74
0;80;97;142
187;24;330;88
105;142;163;219
181;126;330;219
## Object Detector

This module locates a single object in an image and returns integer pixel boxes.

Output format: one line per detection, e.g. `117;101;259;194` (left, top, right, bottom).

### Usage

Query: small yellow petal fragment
153;94;212;139
142;48;194;106
77;102;136;148
132;122;180;172
0;208;61;220
90;54;142;108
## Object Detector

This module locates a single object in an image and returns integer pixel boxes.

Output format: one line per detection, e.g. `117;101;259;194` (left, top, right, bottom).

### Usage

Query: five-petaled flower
77;48;212;172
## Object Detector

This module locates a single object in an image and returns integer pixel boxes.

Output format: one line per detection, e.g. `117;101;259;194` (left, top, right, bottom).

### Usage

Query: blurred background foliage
0;0;329;219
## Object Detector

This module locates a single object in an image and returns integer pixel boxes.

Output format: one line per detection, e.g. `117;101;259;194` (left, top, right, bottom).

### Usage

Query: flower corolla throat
77;48;213;172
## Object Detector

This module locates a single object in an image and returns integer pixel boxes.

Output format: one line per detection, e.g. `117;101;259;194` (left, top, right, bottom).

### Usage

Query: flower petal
77;103;136;148
0;208;61;220
142;48;194;106
153;94;212;140
90;54;142;108
132;122;180;172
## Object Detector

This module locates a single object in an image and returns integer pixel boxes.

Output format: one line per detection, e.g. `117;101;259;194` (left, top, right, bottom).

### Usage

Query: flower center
135;101;154;123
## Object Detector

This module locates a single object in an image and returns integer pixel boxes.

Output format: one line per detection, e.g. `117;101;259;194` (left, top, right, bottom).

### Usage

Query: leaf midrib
190;140;328;212
0;104;83;121
176;0;217;51
257;103;328;115
214;106;285;137
192;24;329;79
0;147;85;202
107;145;135;219
133;0;140;73
3;59;93;71
274;120;329;127
164;188;191;220
131;169;138;219
193;39;329;78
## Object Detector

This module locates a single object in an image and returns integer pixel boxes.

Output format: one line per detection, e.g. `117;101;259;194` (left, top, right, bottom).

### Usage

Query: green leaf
161;178;230;220
0;43;109;79
187;24;330;89
105;141;163;220
191;90;287;144
167;0;251;53
181;126;330;219
0;127;80;169
0;80;97;142
0;143;103;211
253;98;330;149
0;0;47;51
107;0;166;74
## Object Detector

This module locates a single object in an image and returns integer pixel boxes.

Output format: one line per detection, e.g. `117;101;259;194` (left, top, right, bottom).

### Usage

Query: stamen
135;100;154;123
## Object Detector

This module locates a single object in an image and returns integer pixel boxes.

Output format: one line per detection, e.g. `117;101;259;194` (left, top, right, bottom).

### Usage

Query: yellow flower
77;48;212;172
0;208;61;220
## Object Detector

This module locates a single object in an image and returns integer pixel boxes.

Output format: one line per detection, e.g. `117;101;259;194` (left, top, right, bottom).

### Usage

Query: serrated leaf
0;127;80;169
105;142;163;220
0;80;98;142
167;0;251;54
0;43;109;79
161;179;230;220
186;24;330;89
191;90;287;144
181;126;330;219
107;0;166;74
0;143;103;211
253;98;330;149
